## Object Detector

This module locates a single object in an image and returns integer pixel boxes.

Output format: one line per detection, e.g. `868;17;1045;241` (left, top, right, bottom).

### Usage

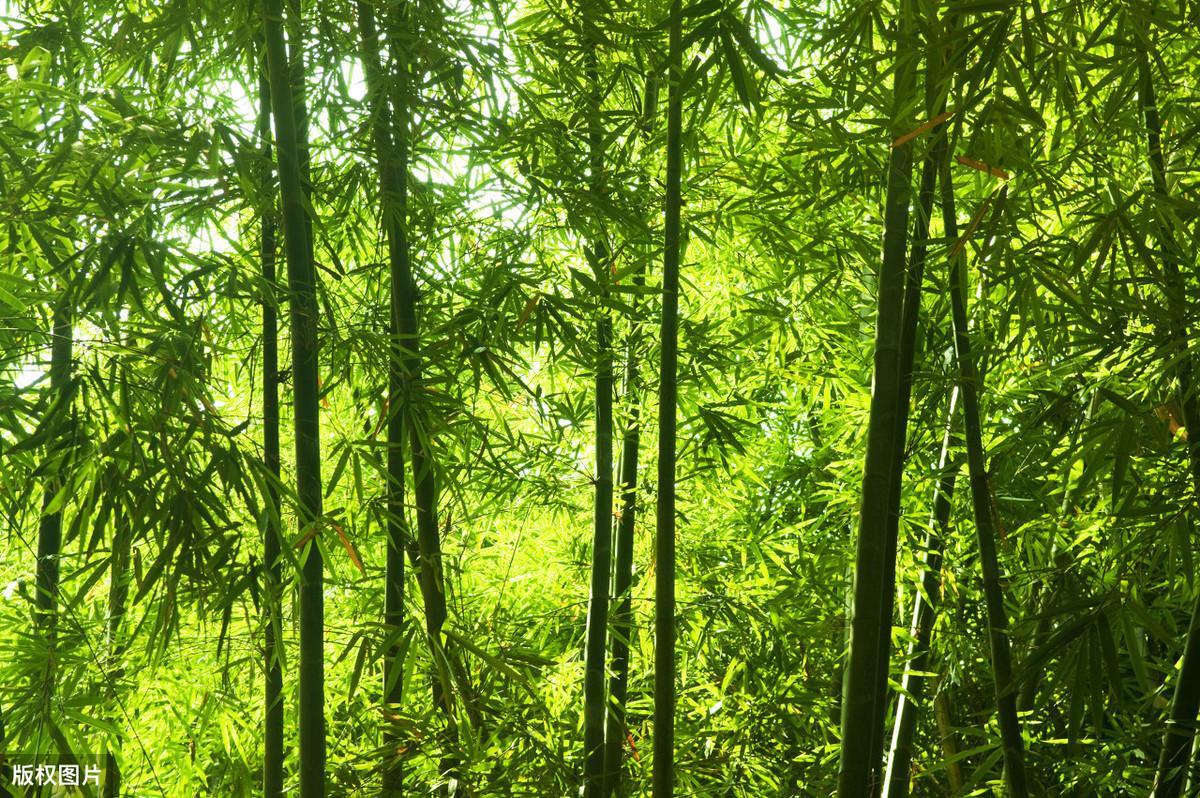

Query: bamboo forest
7;0;1200;795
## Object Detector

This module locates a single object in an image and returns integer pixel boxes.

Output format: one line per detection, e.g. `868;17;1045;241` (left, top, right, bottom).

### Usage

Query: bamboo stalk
943;174;1028;796
838;0;918;792
604;72;657;798
873;93;949;791
604;326;641;798
103;515;131;798
353;3;413;792
1140;39;1200;798
582;11;614;795
262;0;325;794
882;387;960;798
379;0;451;691
933;686;964;792
654;2;684;795
360;2;458;786
35;298;73;644
256;38;286;798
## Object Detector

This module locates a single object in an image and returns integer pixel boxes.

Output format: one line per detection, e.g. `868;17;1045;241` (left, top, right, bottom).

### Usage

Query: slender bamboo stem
604;328;640;798
378;0;455;746
1140;39;1200;798
604;73;657;798
262;0;324;794
103;515;131;798
256;36;286;798
933;687;964;793
582;11;614;795
360;2;458;785
34;296;73;727
872;99;948;792
355;0;424;791
943;175;1028;796
605;239;648;798
882;387;959;798
838;1;918;792
378;0;449;670
654;2;683;795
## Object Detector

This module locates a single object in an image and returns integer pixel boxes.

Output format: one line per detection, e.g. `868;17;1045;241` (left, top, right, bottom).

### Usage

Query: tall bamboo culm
581;10;614;796
942;176;1028;797
882;388;959;798
1139;37;1200;798
262;0;325;794
654;2;684;796
353;0;421;791
252;32;286;797
837;1;918;792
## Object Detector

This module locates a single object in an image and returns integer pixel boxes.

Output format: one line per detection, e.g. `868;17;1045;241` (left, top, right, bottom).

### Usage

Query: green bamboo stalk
604;73;657;798
882;386;959;798
943;176;1028;796
379;0;449;667
582;12;615;795
654;2;683;795
354;2;413;792
103;515;131;798
604;318;641;798
933;688;964;793
872;100;948;790
1139;40;1200;798
377;0;454;740
371;5;458;786
257;44;286;798
35;298;73;643
262;1;324;795
878;72;952;788
285;0;312;221
603;230;647;798
837;0;918;792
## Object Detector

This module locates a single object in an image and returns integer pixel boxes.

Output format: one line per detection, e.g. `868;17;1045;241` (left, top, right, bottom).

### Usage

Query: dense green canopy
3;0;1200;795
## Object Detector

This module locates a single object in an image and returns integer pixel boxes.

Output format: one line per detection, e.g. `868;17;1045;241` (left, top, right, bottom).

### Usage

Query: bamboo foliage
7;0;1200;795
